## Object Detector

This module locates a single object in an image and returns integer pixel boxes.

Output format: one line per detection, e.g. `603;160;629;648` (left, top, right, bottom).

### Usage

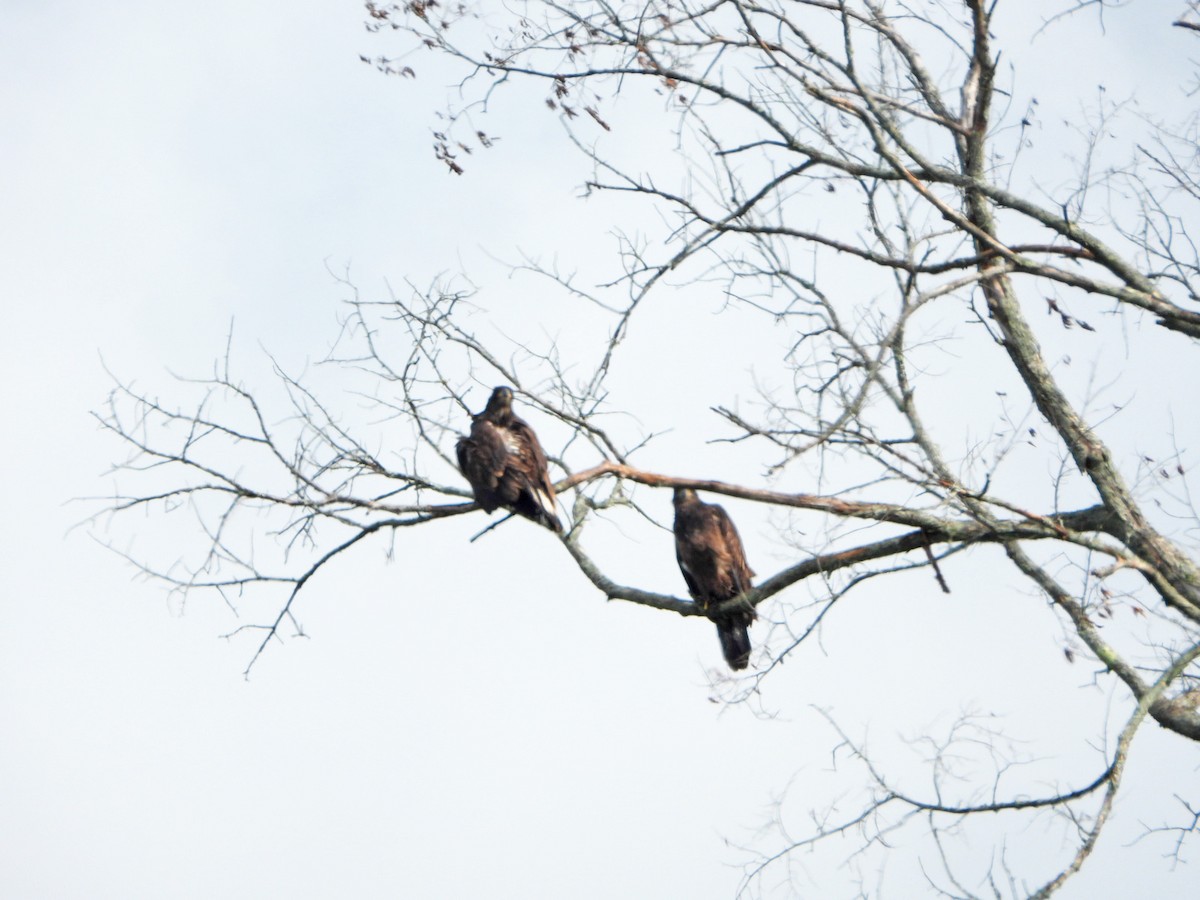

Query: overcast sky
2;2;1198;898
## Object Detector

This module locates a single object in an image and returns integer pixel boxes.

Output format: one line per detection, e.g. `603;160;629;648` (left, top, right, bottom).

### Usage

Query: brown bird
456;386;562;533
672;487;755;670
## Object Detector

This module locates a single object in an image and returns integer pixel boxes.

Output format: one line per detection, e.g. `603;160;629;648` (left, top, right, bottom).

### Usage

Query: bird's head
482;385;514;418
673;487;698;507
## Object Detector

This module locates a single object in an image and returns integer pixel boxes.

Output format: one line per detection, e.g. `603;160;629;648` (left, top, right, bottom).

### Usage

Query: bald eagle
456;386;562;533
673;487;755;670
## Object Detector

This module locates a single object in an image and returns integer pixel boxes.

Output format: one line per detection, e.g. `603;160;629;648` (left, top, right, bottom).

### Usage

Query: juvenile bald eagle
456;386;562;533
673;487;755;670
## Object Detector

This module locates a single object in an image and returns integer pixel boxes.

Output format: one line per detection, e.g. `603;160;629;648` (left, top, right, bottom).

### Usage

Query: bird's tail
716;619;752;671
536;507;563;533
525;487;563;533
514;491;563;533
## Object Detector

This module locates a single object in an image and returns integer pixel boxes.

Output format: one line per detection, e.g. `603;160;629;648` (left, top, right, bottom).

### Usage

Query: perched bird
456;386;562;533
672;487;755;670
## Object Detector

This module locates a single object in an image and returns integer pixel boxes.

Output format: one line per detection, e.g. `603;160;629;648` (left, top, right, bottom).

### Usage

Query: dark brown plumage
673;487;755;670
456;386;562;533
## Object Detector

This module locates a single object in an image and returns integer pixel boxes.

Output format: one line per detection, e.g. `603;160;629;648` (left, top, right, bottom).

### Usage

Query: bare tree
93;1;1200;895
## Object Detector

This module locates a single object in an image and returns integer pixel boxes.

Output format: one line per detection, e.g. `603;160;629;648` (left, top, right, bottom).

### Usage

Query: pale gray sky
2;2;1197;898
